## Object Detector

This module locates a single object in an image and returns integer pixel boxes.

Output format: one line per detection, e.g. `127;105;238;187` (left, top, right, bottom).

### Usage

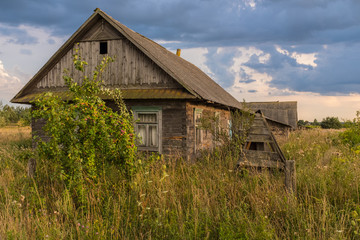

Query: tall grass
0;128;359;239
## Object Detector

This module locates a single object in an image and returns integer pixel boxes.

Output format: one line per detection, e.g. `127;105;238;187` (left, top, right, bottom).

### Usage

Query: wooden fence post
285;160;296;193
27;158;36;178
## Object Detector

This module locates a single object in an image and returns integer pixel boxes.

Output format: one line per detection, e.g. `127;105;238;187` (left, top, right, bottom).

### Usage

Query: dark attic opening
100;41;108;54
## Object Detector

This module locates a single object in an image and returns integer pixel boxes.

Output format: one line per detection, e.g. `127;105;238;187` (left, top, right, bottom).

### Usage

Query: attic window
100;41;108;54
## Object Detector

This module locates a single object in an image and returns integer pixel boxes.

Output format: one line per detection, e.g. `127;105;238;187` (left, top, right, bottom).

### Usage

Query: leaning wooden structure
238;111;296;192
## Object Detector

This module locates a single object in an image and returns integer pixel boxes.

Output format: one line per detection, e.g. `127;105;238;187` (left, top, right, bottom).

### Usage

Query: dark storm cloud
1;0;360;45
1;0;360;95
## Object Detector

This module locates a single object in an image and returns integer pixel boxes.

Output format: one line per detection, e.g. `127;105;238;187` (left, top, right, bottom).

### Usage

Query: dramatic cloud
1;0;360;44
1;0;360;119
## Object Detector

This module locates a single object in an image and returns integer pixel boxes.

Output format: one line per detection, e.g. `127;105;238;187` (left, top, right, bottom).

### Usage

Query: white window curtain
134;111;160;150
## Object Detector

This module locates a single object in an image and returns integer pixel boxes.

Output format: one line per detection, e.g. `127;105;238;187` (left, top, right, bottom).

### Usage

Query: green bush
340;111;360;152
31;47;137;205
321;116;342;129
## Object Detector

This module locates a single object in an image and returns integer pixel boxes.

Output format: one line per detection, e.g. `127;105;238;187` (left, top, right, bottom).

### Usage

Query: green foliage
297;119;309;127
31;47;137;204
0;102;30;127
199;101;254;158
313;118;320;126
340;111;360;153
321;116;342;129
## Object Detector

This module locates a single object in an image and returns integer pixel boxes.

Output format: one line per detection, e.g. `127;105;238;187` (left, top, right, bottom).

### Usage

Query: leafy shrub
340;111;360;152
0;102;30;126
31;47;137;204
321;116;342;129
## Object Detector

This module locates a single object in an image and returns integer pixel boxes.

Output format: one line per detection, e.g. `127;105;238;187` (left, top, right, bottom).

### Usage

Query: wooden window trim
132;106;162;153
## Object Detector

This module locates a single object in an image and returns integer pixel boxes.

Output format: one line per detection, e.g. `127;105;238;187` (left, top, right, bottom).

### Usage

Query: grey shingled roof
12;9;242;109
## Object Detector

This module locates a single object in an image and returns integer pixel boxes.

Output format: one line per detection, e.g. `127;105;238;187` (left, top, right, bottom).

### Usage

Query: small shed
248;101;298;130
238;111;296;191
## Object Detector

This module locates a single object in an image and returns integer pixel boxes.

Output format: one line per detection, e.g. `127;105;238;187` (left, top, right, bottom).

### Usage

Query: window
214;112;220;141
100;41;108;54
133;107;162;152
194;108;203;149
228;120;232;139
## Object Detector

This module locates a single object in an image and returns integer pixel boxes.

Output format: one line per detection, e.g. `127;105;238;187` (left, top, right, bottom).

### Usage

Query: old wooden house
11;9;243;158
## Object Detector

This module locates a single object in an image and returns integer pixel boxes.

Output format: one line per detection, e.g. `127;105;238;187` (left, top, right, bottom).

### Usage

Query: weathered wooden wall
35;21;180;91
108;99;188;157
32;100;233;159
185;102;231;158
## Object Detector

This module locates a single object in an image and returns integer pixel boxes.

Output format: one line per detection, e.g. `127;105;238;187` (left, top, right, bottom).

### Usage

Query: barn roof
248;101;298;129
11;8;242;109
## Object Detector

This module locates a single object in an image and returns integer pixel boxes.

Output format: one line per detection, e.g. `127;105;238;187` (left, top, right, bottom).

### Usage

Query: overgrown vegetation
340;111;360;154
31;48;137;206
1;124;360;239
2;48;360;239
0;102;30;127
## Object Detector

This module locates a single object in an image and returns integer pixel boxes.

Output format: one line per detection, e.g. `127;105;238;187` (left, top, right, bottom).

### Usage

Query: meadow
0;127;359;239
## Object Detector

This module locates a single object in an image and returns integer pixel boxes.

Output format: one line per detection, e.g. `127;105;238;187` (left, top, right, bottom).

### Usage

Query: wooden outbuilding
248;101;298;131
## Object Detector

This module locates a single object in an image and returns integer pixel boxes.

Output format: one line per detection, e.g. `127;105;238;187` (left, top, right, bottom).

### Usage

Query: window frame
194;108;203;152
132;106;162;153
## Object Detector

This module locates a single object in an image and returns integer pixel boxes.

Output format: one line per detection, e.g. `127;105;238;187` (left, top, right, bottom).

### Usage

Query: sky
1;0;360;121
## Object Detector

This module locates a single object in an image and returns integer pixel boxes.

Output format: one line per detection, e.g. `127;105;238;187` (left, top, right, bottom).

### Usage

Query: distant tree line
298;116;347;129
0;102;31;127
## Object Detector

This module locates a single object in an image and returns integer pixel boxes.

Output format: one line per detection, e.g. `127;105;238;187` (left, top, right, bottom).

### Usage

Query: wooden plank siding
185;102;231;158
36;39;181;90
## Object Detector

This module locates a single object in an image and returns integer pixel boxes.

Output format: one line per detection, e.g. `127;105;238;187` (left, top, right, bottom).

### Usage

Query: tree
313;119;320;126
320;116;342;129
32;48;137;204
297;120;309;127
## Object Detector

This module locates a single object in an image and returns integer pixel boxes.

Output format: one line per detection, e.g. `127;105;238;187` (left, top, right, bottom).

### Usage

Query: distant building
248;101;298;132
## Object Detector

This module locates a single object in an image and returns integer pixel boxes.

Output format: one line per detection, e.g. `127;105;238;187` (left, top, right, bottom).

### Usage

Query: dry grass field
0;127;359;239
0;126;31;144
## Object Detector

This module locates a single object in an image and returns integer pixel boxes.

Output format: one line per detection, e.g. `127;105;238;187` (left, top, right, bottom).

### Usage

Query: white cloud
177;47;215;78
0;24;66;75
291;52;317;67
0;60;22;102
276;45;318;67
0;24;66;104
